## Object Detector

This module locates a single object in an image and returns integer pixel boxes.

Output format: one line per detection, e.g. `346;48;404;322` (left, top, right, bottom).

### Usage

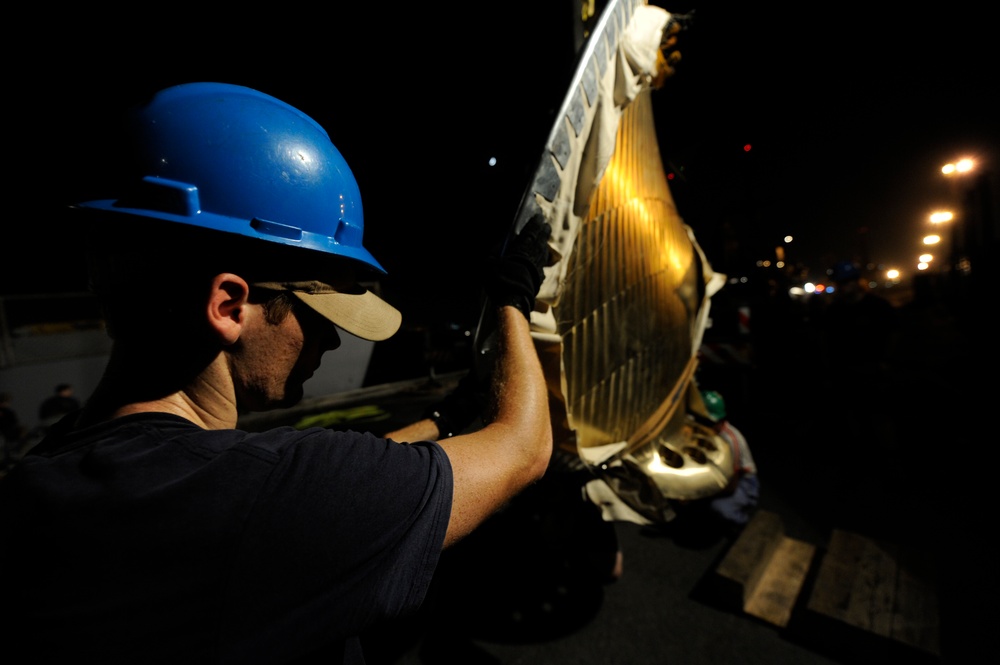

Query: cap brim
255;280;401;341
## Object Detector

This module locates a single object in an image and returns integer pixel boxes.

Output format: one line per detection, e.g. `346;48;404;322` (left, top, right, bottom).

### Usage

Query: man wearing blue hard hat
0;82;554;664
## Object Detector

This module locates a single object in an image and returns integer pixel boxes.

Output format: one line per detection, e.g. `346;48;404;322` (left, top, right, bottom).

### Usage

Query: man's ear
207;273;250;345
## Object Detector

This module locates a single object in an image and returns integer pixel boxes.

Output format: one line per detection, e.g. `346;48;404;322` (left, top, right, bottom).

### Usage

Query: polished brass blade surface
548;90;735;518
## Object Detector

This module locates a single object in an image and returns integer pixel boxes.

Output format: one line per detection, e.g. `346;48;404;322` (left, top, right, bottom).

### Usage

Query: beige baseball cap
253;279;401;341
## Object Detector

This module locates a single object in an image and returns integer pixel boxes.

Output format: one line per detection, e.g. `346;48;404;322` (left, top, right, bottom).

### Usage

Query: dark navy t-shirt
0;412;453;664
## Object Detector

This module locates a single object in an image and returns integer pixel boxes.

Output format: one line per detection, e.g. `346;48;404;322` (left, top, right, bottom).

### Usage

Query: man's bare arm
434;306;551;547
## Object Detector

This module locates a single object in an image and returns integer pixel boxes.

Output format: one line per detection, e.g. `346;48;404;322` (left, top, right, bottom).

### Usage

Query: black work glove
422;371;491;438
482;213;552;320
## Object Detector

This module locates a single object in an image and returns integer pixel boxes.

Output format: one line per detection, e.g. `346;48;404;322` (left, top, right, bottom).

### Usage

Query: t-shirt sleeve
219;428;452;661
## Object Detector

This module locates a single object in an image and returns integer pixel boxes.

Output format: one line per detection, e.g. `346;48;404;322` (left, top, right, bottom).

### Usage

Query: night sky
10;3;998;328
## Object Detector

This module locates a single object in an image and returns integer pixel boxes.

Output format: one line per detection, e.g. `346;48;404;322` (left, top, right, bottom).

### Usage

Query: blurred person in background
37;383;82;428
701;389;759;531
0;391;25;471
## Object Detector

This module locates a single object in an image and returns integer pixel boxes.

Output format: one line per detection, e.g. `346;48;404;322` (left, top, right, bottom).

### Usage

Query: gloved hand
482;213;553;320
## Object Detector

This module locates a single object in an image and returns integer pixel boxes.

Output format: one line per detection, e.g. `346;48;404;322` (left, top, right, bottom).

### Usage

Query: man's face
228;300;341;411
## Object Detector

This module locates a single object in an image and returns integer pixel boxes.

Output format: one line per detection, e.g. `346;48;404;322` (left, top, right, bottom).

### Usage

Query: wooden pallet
705;510;941;662
803;528;940;661
711;509;816;628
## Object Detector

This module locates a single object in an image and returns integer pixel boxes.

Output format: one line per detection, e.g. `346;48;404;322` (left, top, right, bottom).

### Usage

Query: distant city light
917;262;930;271
886;269;900;280
743;144;752;152
941;158;975;175
929;211;954;224
783;235;793;243
923;235;941;245
919;253;933;263
488;156;497;166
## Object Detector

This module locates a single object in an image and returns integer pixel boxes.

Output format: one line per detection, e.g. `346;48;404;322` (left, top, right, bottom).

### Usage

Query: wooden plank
744;536;816;627
806;529;939;658
807;530;894;634
713;510;785;609
891;545;940;656
853;532;897;637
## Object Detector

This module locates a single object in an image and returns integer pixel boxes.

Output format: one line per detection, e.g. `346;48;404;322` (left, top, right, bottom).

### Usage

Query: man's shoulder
29;414;331;460
183;420;380;460
239;424;381;447
62;414;399;455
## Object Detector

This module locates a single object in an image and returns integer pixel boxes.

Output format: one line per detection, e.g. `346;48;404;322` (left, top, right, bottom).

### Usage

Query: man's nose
315;321;342;353
296;306;342;352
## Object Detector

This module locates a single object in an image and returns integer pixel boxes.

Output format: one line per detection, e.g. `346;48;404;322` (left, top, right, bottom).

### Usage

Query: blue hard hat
75;82;385;273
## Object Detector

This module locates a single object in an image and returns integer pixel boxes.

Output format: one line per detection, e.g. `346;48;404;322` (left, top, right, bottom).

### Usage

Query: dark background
4;8;996;659
8;2;998;329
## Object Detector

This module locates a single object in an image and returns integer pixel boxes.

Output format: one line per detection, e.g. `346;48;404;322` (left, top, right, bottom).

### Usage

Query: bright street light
929;211;954;224
942;158;975;175
923;235;941;245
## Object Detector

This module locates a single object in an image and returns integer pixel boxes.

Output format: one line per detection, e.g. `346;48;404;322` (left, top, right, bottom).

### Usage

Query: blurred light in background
941;158;975;175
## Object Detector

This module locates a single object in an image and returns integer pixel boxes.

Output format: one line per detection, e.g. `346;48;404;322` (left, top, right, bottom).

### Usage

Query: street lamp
940;157;980;278
941;158;975;176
